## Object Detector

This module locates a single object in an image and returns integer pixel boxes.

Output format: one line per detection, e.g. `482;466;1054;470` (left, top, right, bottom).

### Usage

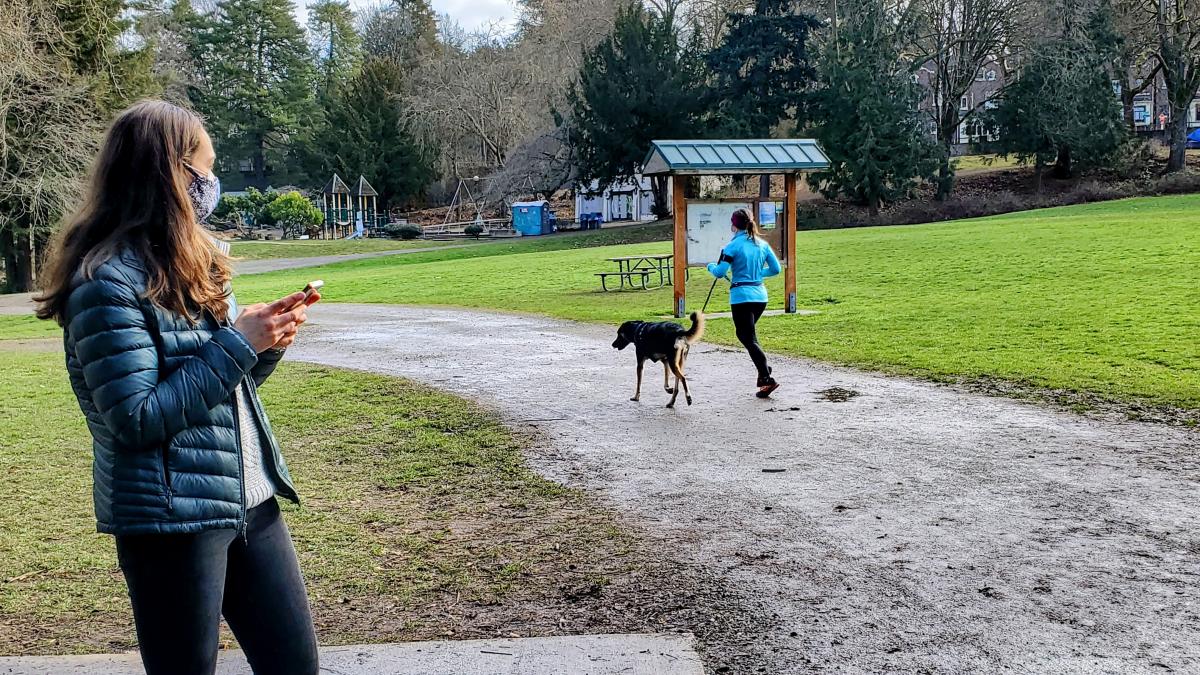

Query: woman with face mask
35;101;321;675
706;208;782;398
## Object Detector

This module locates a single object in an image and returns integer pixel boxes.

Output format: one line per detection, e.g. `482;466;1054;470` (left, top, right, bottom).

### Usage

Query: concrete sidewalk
0;634;703;674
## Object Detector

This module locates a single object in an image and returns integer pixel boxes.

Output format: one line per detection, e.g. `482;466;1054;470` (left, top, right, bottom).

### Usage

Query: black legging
115;498;319;675
731;301;770;380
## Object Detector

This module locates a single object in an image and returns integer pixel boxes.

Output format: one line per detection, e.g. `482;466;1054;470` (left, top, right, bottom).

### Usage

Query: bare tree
0;1;103;291
1144;0;1200;171
913;0;1031;198
1106;1;1159;131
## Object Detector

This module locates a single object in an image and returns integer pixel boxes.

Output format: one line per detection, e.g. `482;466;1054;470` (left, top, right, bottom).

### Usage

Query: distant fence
421;218;513;236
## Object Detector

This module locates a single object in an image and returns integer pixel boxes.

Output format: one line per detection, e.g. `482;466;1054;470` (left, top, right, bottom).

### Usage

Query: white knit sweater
234;381;276;508
224;287;275;509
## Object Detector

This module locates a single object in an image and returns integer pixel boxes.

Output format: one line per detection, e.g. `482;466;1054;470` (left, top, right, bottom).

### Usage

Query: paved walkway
287;304;1199;674
0;634;701;674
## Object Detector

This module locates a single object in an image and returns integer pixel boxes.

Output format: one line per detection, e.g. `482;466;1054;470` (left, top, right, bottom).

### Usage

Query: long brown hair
732;208;761;240
35;100;232;325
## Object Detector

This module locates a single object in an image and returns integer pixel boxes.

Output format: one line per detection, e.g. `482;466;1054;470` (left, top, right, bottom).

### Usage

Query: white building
575;175;661;223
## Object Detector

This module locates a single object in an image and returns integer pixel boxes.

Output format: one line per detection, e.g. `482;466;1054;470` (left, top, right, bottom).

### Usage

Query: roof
642;139;830;175
353;175;378;197
322;173;350;194
511;200;549;208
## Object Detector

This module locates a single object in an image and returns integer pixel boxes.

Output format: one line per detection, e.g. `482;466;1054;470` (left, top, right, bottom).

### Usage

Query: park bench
595;269;654;291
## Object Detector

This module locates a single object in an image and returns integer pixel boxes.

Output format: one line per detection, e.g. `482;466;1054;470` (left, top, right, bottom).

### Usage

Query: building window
960;95;970;111
986;70;997;81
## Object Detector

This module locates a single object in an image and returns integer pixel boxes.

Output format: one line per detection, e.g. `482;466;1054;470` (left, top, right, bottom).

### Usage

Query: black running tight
115;498;319;675
731;301;770;380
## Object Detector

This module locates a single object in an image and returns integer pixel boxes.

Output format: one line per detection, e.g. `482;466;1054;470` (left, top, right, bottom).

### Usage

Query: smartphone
302;280;324;301
286;280;324;311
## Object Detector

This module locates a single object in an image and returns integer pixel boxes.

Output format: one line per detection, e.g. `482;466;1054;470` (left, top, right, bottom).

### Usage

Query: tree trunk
254;134;267;188
0;227;35;293
1053;145;1072;179
1034;158;1044;195
1121;87;1137;132
650;175;670;218
1166;103;1190;173
935;107;960;201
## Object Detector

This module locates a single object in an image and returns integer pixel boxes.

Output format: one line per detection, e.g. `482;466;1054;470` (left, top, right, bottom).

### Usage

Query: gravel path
231;243;479;275
288;304;1199;674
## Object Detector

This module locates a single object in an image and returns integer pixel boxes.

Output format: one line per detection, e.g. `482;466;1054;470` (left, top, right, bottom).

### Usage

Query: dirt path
268;305;1200;671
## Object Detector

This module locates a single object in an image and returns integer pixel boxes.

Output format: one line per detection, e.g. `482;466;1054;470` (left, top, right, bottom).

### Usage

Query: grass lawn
0;344;656;655
952;153;1023;172
228;221;670;261
229;238;457;260
0;316;59;340
233;196;1200;411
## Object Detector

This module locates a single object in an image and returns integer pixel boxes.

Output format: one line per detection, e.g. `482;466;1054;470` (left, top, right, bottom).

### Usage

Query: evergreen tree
308;0;362;101
704;0;820;137
986;1;1126;190
313;58;434;210
808;0;939;217
361;0;438;72
568;2;705;216
195;0;318;189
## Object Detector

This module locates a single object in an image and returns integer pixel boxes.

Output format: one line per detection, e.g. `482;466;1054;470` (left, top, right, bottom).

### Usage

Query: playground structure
419;177;518;237
642;139;831;317
321;173;381;239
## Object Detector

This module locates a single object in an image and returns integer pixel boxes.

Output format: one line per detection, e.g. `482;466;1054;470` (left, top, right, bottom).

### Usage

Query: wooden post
672;174;687;318
784;173;798;313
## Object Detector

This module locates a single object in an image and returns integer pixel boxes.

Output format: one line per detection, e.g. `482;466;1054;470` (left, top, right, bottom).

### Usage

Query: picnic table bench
596;254;687;291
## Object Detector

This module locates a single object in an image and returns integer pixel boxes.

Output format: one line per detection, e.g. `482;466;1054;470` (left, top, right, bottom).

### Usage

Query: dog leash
701;275;728;314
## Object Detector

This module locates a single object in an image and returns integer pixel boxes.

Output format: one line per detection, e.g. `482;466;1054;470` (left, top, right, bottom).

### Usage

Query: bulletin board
685;200;786;266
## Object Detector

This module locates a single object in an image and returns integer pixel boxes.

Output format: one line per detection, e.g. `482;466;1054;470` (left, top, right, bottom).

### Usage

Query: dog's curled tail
685;311;706;343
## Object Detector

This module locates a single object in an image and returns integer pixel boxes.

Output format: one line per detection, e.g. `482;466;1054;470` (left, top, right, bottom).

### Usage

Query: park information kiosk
642;139;831;317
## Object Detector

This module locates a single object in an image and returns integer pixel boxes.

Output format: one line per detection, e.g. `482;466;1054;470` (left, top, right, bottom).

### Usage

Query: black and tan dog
611;312;705;407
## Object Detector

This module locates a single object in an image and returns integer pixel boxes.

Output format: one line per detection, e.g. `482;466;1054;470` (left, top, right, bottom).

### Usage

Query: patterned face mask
185;164;221;222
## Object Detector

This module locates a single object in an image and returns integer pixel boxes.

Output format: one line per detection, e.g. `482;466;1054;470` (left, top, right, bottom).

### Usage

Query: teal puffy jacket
62;247;298;536
705;231;782;304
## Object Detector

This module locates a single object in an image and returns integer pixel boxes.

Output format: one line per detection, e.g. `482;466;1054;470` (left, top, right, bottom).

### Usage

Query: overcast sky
297;0;517;33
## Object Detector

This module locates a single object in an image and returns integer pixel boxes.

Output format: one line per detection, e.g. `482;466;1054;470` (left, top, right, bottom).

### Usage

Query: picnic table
595;254;686;291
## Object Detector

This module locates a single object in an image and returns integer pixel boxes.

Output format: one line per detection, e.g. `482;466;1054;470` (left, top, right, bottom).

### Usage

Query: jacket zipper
161;446;174;512
222;311;249;542
146;307;174;512
232;385;249;542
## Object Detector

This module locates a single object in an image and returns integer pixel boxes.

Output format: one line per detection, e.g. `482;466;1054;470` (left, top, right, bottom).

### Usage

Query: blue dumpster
512;201;553;236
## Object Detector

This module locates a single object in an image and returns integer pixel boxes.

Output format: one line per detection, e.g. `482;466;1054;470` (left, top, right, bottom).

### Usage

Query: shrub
387;223;423;240
1153;171;1200;195
464;223;484;238
265;192;322;239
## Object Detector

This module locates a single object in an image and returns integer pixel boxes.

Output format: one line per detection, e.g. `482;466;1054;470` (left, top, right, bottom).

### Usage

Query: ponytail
732;208;761;240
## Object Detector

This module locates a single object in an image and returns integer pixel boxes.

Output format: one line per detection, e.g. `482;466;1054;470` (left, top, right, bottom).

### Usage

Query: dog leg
674;349;693;406
631;359;644;402
666;359;681;408
669;360;691;406
663;362;674;394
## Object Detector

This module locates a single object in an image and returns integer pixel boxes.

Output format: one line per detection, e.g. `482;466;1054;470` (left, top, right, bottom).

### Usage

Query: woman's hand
269;291;321;350
233;292;308;353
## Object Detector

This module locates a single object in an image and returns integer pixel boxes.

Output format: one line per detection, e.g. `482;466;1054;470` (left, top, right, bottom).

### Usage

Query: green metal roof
642;139;830;175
